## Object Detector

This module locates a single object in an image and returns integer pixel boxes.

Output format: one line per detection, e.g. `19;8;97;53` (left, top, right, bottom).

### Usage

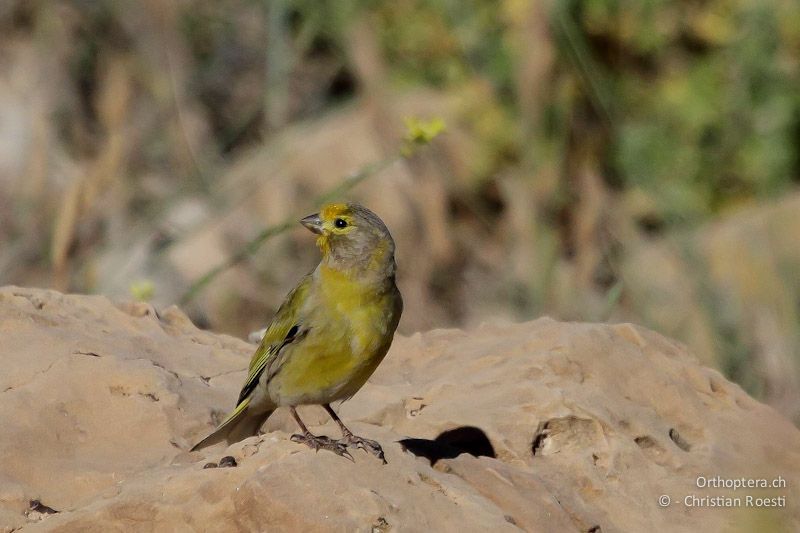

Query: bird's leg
289;407;352;461
323;404;387;464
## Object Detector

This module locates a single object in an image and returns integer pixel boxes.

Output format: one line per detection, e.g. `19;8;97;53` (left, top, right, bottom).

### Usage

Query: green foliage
373;0;514;88
332;0;800;224
175;0;800;223
582;0;800;221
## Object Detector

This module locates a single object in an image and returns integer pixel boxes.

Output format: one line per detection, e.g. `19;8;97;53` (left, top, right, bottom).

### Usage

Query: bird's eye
334;218;348;228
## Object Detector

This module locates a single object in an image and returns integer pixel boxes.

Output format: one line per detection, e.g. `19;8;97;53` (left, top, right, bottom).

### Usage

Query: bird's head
300;203;396;277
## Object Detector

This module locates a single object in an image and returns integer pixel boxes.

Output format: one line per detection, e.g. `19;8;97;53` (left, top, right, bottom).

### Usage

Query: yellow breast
319;266;391;353
267;265;397;406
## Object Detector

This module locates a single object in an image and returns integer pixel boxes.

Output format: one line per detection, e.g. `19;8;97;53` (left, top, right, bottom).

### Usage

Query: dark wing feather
234;275;312;406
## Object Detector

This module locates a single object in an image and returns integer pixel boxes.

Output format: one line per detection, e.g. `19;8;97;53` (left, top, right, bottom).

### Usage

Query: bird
191;203;403;463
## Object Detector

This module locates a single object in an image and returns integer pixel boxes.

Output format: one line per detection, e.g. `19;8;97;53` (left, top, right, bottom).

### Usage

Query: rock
218;456;237;468
0;287;798;532
622;194;800;422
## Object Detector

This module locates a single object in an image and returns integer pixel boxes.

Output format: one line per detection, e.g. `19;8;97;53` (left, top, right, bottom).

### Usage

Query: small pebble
219;456;237;468
203;462;218;469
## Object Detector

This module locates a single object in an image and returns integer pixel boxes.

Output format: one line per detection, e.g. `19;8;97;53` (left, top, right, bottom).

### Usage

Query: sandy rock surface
0;286;798;532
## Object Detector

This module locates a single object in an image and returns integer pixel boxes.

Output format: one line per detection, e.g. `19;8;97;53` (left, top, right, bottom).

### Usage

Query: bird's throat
316;234;332;257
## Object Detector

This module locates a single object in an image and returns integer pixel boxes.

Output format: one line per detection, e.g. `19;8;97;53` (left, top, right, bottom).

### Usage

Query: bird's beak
300;213;323;234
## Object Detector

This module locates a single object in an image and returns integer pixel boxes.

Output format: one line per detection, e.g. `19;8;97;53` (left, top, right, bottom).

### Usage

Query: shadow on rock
399;426;496;465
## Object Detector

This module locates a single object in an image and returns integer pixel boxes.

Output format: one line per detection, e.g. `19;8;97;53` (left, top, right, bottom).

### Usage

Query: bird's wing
190;275;314;451
235;275;313;406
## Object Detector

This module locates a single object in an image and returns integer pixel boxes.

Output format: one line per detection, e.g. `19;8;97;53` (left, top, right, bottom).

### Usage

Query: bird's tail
191;399;275;452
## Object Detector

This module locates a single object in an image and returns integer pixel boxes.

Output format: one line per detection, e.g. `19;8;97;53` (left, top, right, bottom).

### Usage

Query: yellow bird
192;203;402;462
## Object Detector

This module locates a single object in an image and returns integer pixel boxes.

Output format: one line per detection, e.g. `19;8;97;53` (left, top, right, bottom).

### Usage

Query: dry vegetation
0;0;798;422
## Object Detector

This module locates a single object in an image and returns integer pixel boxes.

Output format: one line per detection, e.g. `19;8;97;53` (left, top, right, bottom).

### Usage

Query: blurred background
0;0;798;423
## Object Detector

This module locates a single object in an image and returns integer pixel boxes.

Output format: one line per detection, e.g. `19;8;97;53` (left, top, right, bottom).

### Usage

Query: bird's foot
290;432;353;461
340;433;387;464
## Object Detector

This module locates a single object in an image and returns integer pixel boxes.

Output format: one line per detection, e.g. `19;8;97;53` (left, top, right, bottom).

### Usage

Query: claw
291;433;354;461
341;434;387;464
